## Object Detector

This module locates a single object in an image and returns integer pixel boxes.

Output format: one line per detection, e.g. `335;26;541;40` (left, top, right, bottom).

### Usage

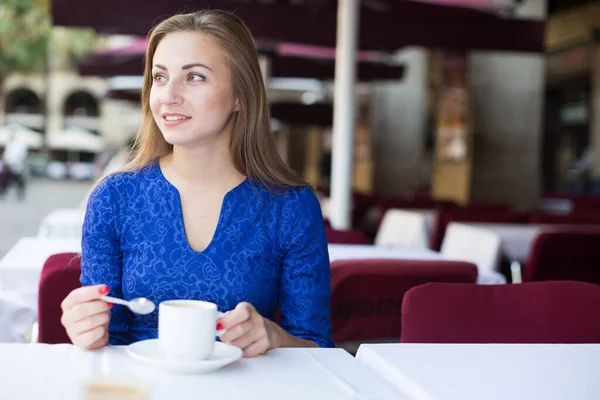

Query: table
0;237;81;342
37;208;85;239
356;343;600;400
460;223;600;262
0;237;81;304
328;244;506;285
0;344;405;400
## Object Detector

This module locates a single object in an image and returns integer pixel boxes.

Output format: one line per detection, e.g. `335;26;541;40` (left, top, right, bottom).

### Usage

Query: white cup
158;300;226;361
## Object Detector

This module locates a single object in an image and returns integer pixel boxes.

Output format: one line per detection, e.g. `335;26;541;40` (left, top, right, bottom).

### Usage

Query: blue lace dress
80;160;333;348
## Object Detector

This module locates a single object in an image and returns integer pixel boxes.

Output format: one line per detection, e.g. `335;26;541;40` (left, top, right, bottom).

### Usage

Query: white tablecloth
37;208;85;239
461;223;600;262
0;344;404;400
356;343;600;400
0;237;81;342
328;244;506;285
0;237;81;305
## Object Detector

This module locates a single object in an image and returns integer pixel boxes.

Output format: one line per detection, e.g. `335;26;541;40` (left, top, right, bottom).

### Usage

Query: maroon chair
37;252;82;344
351;193;379;229
330;259;477;344
525;231;600;285
572;197;600;213
325;227;370;245
529;213;600;225
401;281;600;343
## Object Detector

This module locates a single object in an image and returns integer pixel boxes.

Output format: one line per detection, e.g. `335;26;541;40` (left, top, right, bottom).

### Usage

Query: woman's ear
233;98;240;113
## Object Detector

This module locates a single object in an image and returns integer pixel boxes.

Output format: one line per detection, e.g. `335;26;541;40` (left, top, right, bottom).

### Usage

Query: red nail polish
99;286;109;295
107;303;114;307
216;322;224;330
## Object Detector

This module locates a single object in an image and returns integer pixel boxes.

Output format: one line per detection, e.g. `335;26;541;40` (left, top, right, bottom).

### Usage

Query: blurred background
0;0;598;253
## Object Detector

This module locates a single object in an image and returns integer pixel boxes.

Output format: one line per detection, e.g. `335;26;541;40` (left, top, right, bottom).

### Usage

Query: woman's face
150;31;238;148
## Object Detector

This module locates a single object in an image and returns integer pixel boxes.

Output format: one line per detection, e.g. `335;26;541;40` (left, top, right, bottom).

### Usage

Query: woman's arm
80;176;131;345
218;186;332;356
267;319;320;348
276;186;334;348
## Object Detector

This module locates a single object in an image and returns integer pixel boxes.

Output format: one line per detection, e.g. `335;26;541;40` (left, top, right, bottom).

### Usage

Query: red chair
330;259;477;344
325;227;370;245
525;230;600;285
401;281;600;343
37;252;82;344
529;213;600;225
572;197;600;213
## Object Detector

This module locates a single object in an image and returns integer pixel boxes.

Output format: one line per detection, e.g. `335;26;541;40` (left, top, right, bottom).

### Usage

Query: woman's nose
160;81;183;105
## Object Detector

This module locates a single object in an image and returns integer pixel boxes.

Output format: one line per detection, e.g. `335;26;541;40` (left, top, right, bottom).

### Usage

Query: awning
0;124;44;149
46;126;106;152
53;0;544;53
79;39;405;82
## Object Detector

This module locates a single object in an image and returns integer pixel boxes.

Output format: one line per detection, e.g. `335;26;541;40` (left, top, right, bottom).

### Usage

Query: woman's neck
160;134;245;192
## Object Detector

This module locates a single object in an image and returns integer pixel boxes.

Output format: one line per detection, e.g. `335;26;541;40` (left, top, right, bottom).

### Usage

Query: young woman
60;10;333;357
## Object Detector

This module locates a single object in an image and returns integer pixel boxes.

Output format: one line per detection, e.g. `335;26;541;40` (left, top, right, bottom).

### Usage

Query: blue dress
80;160;333;348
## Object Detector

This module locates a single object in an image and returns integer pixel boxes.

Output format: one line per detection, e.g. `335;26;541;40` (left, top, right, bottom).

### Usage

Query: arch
5;88;43;114
63;90;99;117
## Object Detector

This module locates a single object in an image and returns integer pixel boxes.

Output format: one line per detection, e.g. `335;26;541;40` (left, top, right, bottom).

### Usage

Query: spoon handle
100;295;130;307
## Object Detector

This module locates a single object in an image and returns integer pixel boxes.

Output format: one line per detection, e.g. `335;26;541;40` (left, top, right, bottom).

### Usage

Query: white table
0;237;81;303
37;208;85;239
356;343;600;400
328;244;506;285
0;344;405;400
0;237;81;342
461;223;600;262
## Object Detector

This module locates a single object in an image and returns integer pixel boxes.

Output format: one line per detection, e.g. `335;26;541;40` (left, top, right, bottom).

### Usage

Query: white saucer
127;339;243;374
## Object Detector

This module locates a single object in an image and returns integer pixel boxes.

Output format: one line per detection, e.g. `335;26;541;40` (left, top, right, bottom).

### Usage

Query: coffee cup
158;300;226;361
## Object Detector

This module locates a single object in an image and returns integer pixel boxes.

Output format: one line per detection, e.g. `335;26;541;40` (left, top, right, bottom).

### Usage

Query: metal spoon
100;295;156;315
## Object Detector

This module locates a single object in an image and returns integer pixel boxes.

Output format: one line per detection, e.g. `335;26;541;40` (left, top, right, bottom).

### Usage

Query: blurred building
0;0;598;201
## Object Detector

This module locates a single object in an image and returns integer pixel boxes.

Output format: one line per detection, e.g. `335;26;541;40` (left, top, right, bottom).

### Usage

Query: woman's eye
189;73;205;82
153;74;167;83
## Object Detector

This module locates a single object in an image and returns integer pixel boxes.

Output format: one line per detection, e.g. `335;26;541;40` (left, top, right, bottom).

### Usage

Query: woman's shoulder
252;183;323;229
88;163;159;205
251;181;318;206
96;162;158;190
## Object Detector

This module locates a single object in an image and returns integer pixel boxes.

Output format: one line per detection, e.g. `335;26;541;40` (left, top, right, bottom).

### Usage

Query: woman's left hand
218;302;278;357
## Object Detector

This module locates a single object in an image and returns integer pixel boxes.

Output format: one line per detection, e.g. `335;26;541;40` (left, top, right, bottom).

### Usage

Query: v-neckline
153;160;248;254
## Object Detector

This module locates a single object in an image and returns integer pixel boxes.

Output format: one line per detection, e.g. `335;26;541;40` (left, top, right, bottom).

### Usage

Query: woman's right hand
60;284;112;350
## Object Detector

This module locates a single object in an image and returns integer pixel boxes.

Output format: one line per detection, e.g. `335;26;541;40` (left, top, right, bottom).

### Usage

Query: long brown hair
124;10;307;190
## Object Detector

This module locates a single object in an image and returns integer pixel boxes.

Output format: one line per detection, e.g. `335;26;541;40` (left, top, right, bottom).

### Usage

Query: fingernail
107;303;113;307
216;322;224;330
99;286;109;295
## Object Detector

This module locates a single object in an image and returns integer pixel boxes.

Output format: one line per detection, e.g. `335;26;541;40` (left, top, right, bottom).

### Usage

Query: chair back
375;209;430;249
431;207;524;250
38;252;81;344
401;281;600;343
526;230;600;284
330;259;477;344
325;227;370;245
441;222;502;272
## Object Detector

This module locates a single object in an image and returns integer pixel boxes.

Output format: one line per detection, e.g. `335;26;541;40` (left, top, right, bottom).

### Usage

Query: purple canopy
271;103;333;126
52;0;544;53
79;39;405;82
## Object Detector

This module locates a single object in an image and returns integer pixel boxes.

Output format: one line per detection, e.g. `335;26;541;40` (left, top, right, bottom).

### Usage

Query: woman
60;10;333;357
